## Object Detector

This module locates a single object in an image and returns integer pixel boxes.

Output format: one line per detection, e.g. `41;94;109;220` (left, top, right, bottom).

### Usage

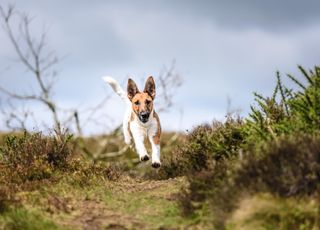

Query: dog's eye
145;100;151;105
134;101;140;105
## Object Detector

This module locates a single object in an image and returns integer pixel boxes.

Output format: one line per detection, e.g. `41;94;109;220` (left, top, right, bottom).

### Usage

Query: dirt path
68;200;144;230
60;177;186;230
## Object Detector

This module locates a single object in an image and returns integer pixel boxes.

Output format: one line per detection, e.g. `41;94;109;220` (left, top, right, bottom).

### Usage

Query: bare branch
80;94;113;128
0;85;38;100
155;60;183;112
0;99;32;131
1;7;36;73
0;4;15;23
0;4;62;133
41;55;58;73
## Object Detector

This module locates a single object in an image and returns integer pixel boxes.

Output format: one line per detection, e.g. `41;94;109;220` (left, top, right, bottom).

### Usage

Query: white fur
102;76;161;166
102;76;132;144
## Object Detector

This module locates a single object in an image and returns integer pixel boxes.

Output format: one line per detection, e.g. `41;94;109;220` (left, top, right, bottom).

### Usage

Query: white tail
102;76;130;104
102;76;132;144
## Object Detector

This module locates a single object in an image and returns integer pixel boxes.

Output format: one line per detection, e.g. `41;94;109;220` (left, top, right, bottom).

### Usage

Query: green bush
245;66;320;143
236;134;320;197
0;131;72;183
178;160;235;218
158;116;245;179
174;66;320;229
155;117;246;227
177;133;320;229
68;161;122;187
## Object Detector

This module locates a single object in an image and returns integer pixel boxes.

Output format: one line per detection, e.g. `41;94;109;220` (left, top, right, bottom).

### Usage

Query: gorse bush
288;68;320;130
246;65;320;142
0;131;73;183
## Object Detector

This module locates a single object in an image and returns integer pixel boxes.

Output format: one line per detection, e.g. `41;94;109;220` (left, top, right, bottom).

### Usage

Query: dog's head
127;76;156;123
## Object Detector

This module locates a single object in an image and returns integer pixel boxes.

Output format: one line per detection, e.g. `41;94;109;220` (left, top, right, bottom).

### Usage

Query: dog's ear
127;78;140;101
144;76;156;99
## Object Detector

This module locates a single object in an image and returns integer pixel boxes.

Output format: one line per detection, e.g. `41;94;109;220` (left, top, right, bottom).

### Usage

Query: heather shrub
157;117;246;227
68;161;123;187
0;131;73;183
178;160;235;219
158;116;245;179
178;133;320;228
236;133;320;197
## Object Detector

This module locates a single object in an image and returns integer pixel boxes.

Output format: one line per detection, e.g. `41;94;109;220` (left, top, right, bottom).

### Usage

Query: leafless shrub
154;60;183;113
0;4;62;132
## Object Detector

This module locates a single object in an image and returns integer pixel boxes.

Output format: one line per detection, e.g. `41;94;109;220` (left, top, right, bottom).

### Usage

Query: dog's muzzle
139;111;150;123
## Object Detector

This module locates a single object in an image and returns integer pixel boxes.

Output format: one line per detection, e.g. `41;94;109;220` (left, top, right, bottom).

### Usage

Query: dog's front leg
131;125;149;161
148;131;161;168
122;107;132;145
123;120;131;145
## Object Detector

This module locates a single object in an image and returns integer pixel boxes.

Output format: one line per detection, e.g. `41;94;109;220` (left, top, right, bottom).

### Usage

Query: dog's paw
151;161;161;168
140;155;150;162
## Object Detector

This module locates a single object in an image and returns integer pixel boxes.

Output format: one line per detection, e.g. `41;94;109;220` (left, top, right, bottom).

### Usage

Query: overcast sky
0;0;320;134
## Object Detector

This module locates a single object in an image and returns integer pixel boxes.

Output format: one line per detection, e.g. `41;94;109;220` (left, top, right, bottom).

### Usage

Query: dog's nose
139;112;150;123
141;112;150;119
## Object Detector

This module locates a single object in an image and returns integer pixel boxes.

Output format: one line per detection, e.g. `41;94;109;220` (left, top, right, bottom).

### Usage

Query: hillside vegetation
156;65;320;229
1;66;320;229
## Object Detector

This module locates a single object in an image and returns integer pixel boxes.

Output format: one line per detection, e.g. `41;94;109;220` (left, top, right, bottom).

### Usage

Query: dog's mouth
138;112;150;123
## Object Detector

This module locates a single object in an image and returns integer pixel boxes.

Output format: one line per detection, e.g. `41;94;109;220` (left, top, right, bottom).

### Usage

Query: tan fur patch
152;112;161;145
131;92;153;114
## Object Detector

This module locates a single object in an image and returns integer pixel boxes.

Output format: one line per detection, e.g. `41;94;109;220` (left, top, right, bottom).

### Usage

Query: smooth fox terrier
102;76;161;168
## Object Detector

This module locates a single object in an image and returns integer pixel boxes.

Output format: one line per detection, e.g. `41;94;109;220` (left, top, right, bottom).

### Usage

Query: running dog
102;76;161;168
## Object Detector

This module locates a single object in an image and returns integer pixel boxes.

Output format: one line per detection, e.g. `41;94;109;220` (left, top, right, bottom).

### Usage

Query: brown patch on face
131;92;154;115
152;112;161;145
